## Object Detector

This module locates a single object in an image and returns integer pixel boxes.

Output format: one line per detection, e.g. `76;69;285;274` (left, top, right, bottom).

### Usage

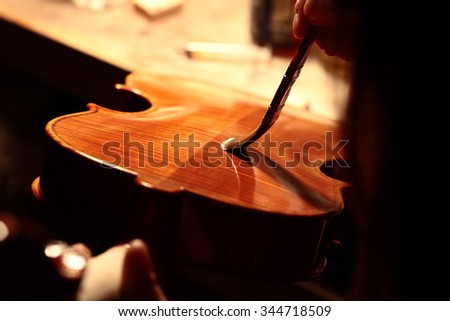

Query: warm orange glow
44;241;90;279
44;240;68;258
61;249;88;272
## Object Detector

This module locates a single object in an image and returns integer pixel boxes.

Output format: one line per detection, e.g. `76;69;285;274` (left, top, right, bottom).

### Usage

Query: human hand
292;0;359;61
1;211;166;300
75;239;167;301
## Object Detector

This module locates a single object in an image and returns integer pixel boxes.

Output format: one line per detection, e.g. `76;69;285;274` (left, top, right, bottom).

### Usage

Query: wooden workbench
0;0;348;120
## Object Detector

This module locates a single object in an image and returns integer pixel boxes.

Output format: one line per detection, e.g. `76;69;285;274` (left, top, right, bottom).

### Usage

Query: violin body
32;72;348;281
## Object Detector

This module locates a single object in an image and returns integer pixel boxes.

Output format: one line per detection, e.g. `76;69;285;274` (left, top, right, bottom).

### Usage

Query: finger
76;244;128;300
304;0;339;25
294;0;342;39
292;0;308;39
120;239;167;300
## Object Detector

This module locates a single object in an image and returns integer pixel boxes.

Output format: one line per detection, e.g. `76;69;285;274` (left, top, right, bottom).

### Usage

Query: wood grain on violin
32;72;349;281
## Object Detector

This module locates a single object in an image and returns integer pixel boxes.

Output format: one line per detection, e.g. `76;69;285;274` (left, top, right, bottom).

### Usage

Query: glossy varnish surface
34;72;348;281
49;73;345;215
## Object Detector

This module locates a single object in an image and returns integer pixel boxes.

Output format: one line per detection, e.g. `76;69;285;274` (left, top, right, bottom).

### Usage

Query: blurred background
0;0;352;300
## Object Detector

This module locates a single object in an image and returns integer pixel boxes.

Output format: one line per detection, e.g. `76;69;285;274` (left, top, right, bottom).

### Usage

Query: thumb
120;239;167;300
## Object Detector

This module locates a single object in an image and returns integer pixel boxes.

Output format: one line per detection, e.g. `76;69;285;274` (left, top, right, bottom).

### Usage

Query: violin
31;27;348;283
32;70;348;283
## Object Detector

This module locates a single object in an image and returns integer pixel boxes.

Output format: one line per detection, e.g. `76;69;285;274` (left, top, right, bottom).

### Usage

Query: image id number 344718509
259;305;332;317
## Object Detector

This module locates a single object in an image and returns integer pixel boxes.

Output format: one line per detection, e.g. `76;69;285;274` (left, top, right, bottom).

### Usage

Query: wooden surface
0;0;352;296
0;0;349;121
32;73;348;281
